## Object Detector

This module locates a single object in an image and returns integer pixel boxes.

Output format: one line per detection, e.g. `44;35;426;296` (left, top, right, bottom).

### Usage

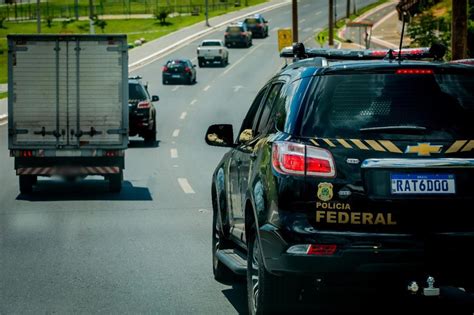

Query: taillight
257;23;263;28
241;32;246;36
307;244;337;255
396;68;434;74
272;141;336;177
224;32;229;36
162;66;168;72
137;101;151;109
184;67;191;73
20;150;34;158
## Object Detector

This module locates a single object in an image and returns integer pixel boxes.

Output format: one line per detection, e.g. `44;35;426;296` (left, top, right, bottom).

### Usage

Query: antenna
398;11;407;62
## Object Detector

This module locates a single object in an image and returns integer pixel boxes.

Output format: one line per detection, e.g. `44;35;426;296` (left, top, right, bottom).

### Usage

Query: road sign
277;28;292;52
317;32;326;47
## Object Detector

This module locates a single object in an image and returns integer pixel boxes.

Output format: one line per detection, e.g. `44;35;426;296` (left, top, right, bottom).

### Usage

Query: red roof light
396;69;434;74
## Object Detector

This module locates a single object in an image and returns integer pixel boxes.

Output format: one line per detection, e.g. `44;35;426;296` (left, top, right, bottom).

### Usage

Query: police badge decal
317;182;333;202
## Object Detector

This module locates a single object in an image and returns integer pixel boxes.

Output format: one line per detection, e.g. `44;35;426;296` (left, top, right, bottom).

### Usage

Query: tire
19;175;35;194
212;202;235;283
108;171;123;193
163;80;167;85
247;230;298;315
198;60;204;68
145;121;156;144
220;58;225;67
187;75;192;85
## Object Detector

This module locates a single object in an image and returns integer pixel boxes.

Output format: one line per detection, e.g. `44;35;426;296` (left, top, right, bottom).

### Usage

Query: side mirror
152;95;159;102
145;83;149;90
205;124;234;147
193;64;197;68
238;129;254;143
264;19;269;23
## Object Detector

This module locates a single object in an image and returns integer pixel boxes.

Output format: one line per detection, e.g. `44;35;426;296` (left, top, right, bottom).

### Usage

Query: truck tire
109;171;123;193
19;175;35;194
247;230;298;314
198;59;204;68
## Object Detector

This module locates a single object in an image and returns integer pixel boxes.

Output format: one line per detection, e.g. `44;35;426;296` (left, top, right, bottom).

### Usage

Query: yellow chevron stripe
445;140;468;153
310;139;320;147
378;140;403;153
322;138;336;147
350;139;369;150
461;140;474;152
365;140;386;152
337;139;353;149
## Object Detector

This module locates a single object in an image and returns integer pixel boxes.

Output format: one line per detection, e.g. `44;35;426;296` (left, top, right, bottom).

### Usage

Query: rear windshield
202;41;221;46
128;83;147;100
245;18;259;25
227;26;242;33
300;73;474;139
166;60;186;68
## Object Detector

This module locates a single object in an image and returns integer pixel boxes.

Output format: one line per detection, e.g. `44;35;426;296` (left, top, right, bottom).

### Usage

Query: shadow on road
16;180;153;202
128;139;160;149
221;281;248;314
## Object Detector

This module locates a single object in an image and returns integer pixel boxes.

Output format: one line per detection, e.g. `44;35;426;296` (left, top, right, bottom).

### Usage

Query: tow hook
407;276;440;296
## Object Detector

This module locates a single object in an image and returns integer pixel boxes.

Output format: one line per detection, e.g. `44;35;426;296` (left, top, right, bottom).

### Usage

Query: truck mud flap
16;166;121;176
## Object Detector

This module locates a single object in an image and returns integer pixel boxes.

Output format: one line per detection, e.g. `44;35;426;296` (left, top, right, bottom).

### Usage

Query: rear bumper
259;224;474;284
198;56;223;62
225;38;248;45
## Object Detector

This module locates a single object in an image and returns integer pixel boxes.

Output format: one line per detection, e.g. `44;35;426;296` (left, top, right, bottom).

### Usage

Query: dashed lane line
178;178;196;194
180;112;187;120
303;27;312;32
172;86;181;92
300;18;306;23
172;129;180;137
220;43;263;77
203;85;211;92
315;11;322;16
190;99;197;105
171;148;178;158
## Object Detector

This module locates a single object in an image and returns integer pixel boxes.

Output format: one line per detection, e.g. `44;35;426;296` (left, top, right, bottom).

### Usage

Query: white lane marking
234;85;243;92
372;10;398;30
271;27;278;32
203;85;211;92
303;27;312;32
172;86;181;92
315;10;322;16
221;43;263;76
302;4;310;8
172;129;180;137
0;121;7;127
173;165;179;168
190;99;197;105
170;148;178;158
314;28;321;33
300;18;307;23
172;141;176;144
178;178;195;194
180;112;187;120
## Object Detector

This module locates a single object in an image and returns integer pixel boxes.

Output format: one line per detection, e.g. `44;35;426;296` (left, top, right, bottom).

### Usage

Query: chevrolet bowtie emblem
405;143;443;156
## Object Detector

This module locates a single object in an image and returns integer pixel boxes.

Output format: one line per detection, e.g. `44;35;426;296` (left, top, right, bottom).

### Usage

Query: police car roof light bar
128;75;142;80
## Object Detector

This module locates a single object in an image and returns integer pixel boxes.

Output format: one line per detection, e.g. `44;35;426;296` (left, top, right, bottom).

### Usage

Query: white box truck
7;34;129;194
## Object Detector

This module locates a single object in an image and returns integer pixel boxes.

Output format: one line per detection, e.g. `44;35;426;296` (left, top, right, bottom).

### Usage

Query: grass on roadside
315;0;388;47
0;91;7;99
0;0;267;84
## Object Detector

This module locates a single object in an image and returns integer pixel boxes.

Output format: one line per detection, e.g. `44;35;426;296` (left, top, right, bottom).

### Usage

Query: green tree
154;8;170;25
407;12;450;48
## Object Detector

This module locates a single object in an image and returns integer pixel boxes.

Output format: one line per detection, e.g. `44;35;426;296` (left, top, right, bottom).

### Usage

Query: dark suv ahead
128;77;159;143
224;22;252;48
243;14;268;38
205;47;474;313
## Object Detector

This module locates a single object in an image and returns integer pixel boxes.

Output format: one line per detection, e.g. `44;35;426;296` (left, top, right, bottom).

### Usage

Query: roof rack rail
280;42;444;62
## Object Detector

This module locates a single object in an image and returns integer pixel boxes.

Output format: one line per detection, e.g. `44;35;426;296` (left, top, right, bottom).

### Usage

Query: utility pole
89;0;95;34
36;0;41;33
329;0;334;46
451;0;467;60
205;0;209;26
353;0;356;15
74;0;79;20
292;0;298;43
346;0;350;18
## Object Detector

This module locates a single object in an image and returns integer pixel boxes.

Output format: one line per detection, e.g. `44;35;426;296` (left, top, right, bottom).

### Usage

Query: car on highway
205;45;474;313
162;59;197;84
224;22;252;48
197;39;229;67
243;14;269;38
129;76;159;143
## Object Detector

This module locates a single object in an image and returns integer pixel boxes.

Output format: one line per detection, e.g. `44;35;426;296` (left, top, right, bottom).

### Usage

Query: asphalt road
0;0;377;313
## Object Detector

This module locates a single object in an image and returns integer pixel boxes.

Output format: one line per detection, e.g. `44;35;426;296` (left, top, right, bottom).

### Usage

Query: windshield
245;18;259;25
300;73;474;139
227;26;242;33
128;83;147;100
202;41;221;46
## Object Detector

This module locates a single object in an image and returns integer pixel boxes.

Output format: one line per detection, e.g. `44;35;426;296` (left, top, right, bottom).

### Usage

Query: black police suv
128;77;159;143
205;46;474;313
243;14;269;38
224;22;253;48
162;59;197;85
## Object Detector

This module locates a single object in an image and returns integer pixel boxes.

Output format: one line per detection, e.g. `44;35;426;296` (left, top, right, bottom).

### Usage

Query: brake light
224;32;229;36
241;32;246;36
105;150;118;157
396;68;434;74
137;101;151;109
272;141;336;177
184;67;191;73
307;244;337;256
257;23;263;28
20;150;34;158
162;66;168;72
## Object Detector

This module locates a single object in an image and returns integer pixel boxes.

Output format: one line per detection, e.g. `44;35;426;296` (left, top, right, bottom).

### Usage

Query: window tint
128;83;147;100
202;41;221;46
255;83;283;134
245;18;259;25
227;26;242;33
166;60;186;68
301;74;474;139
238;87;268;139
273;79;302;132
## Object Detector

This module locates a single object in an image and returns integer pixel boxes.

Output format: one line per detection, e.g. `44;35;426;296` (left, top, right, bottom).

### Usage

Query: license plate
204;56;214;60
172;75;181;78
391;174;455;194
55;150;82;157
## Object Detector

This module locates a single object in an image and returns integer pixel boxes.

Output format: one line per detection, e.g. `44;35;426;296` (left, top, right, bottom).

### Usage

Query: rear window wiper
359;125;428;134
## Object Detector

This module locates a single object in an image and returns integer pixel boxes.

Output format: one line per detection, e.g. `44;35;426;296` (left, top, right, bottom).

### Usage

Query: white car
197;39;229;67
